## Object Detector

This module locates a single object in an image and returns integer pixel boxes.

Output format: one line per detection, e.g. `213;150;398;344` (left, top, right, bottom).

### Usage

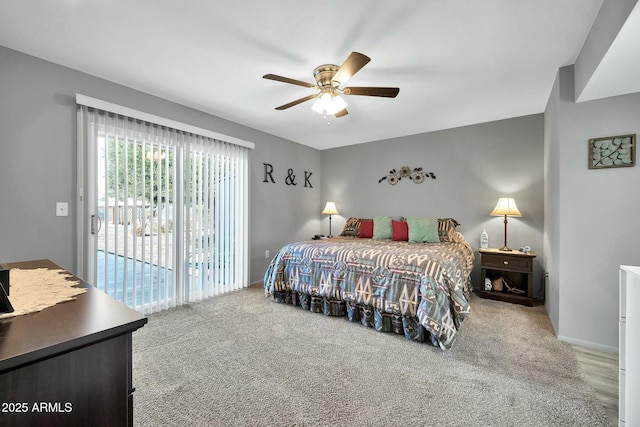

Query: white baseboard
557;334;618;353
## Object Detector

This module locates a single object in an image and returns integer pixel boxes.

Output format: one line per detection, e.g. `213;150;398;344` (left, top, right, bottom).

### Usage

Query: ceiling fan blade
275;94;318;110
263;74;316;88
335;108;348;118
343;87;400;98
332;52;371;85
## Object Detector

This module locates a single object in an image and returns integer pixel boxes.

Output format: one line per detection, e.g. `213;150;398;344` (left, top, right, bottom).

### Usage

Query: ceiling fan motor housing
313;64;341;87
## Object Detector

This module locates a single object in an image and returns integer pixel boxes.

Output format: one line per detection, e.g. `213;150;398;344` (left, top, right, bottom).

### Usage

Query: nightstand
479;248;536;306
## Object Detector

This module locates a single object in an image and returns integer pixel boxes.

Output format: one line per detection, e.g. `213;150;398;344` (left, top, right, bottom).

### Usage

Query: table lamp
490;197;522;251
322;202;339;237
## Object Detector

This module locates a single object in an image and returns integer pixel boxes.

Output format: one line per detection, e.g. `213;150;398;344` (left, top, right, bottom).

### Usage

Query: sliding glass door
77;98;250;314
94;135;176;312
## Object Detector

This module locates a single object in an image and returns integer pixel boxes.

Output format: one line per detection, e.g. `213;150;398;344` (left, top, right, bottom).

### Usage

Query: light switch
56;202;68;217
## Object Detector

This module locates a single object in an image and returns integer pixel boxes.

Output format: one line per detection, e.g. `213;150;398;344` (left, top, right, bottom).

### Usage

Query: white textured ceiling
0;0;613;150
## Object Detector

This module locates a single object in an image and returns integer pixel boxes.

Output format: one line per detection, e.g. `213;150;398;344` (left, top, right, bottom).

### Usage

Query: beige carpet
0;268;86;319
132;285;610;426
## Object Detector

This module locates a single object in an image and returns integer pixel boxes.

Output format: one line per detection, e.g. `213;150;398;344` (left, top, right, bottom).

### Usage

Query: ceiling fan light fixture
311;92;347;115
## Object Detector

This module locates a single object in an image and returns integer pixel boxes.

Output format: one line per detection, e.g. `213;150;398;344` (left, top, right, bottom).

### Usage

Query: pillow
340;217;361;237
407;217;440;243
391;220;408;241
438;218;462;242
359;219;374;238
373;216;392;240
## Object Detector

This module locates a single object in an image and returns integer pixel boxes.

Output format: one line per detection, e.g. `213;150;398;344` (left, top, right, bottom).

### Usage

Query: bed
264;217;474;349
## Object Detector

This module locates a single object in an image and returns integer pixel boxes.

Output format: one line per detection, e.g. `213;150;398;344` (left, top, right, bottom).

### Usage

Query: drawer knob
503;261;509;265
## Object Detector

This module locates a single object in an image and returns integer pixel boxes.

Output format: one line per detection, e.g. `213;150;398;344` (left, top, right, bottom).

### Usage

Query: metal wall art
588;134;635;169
378;166;435;185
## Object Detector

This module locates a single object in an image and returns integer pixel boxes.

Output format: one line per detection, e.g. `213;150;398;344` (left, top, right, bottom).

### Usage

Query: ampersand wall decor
285;168;297;185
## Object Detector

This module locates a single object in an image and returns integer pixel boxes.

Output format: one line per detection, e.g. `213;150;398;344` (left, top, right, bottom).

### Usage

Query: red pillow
359;220;374;238
392;220;409;241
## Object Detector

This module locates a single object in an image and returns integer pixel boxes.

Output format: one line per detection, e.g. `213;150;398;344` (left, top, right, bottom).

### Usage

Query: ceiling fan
263;52;399;118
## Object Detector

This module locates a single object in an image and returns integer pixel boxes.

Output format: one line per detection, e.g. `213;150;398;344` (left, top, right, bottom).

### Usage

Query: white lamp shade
311;93;347;115
490;197;522;217
322;201;339;215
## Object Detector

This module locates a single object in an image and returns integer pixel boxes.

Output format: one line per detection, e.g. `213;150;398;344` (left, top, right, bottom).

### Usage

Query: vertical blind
77;96;252;314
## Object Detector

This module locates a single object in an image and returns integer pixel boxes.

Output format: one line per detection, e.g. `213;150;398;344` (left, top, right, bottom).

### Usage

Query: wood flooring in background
573;345;619;426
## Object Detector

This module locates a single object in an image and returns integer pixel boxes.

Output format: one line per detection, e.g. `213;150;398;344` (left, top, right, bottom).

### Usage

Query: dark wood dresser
0;259;147;426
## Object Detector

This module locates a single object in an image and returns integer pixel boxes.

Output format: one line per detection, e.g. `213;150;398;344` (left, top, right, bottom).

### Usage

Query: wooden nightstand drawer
482;254;532;272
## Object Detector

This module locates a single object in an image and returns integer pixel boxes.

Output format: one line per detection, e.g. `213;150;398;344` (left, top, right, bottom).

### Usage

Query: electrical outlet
56;202;68;217
265;250;270;259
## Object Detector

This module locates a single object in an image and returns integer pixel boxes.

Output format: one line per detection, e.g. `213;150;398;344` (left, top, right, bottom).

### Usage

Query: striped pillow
340;217;363;237
438;218;463;242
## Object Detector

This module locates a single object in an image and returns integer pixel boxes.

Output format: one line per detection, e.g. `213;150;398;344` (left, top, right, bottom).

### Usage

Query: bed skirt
271;289;439;347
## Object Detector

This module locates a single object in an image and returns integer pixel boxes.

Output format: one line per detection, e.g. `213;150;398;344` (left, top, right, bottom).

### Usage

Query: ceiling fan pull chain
322;110;331;126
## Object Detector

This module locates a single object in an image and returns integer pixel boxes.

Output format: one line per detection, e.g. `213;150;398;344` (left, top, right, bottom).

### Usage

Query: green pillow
407;217;441;243
372;216;392;239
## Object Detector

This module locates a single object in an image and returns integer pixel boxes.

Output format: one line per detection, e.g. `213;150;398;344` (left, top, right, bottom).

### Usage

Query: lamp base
499;246;513;251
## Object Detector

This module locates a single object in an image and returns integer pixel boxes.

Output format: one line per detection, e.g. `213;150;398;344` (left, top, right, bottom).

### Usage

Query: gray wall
0;45;320;283
543;72;562;335
320;115;545;291
251;141;321;283
545;65;640;351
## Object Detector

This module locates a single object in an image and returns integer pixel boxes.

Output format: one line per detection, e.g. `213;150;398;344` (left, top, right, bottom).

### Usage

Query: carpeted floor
132;285;610;426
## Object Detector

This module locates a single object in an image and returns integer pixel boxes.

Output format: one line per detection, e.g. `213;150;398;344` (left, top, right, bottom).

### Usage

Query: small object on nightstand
480;229;489;249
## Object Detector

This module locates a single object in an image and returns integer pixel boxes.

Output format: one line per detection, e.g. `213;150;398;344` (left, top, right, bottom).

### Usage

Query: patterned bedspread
264;237;475;349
